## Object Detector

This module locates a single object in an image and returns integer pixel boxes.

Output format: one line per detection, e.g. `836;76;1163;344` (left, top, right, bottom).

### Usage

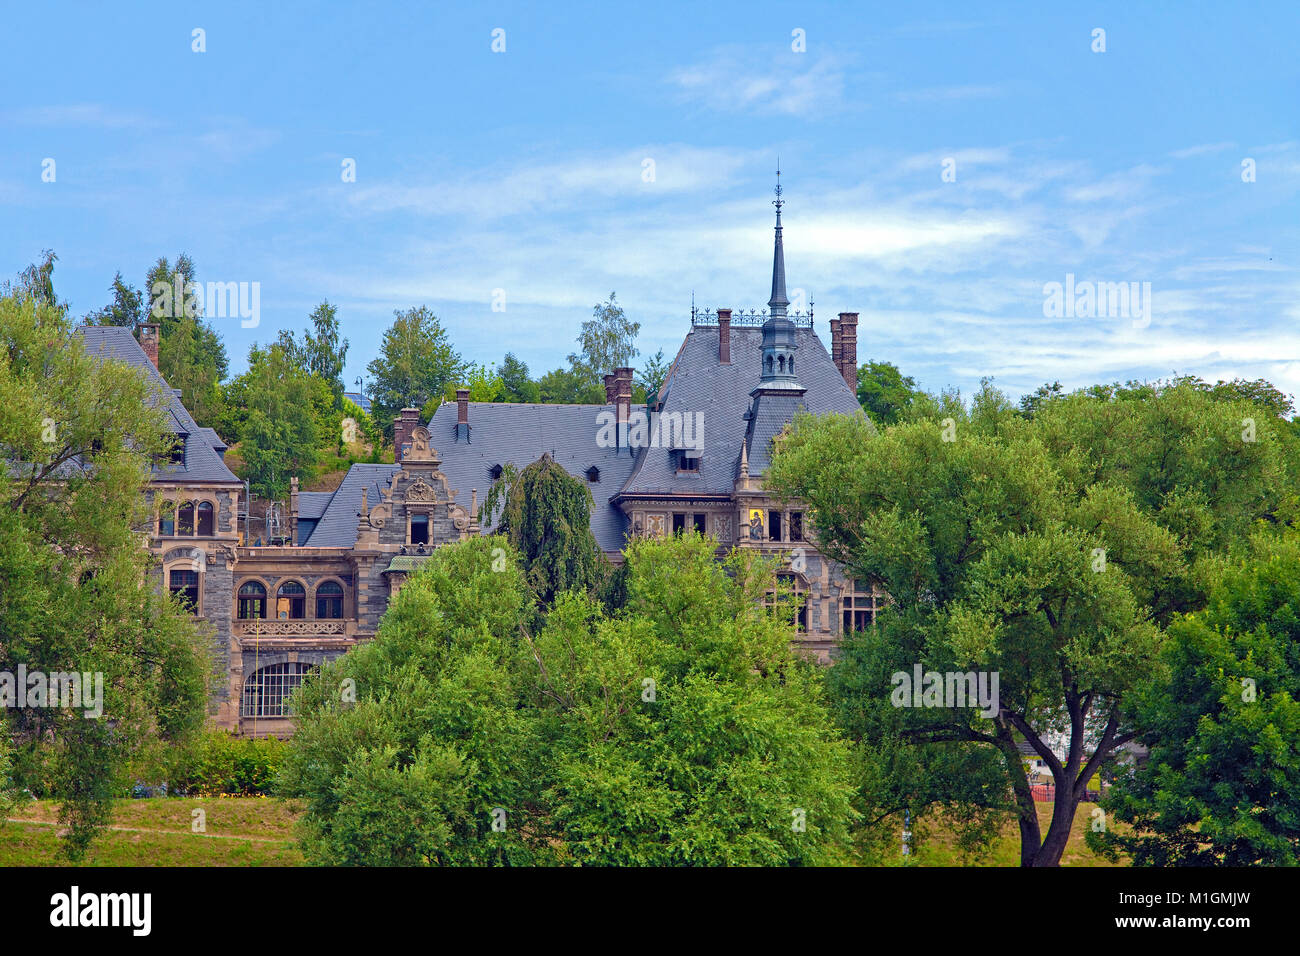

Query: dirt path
5;817;292;844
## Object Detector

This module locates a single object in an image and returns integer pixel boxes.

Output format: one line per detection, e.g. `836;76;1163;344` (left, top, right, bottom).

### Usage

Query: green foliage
538;365;606;404
1093;531;1300;865
491;454;604;608
499;353;541;403
0;281;209;859
856;360;922;425
638;348;670;397
446;362;505;403
135;730;284;796
144;255;229;427
85;271;144;328
366;306;463;437
567;291;639;386
223;342;328;499
302;300;349;404
281;535;855;865
767;375;1295;865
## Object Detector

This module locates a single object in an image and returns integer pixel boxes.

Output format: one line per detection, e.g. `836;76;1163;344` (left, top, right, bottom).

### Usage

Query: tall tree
538;366;605;404
85;272;144;328
499;353;540;403
486;453;603;608
638;348;670;397
767;378;1294;866
224;342;329;499
567;292;639;386
1091;530;1300;866
855;360;922;425
366;306;462;437
280;534;855;866
144;255;228;427
302;300;349;405
0;279;208;860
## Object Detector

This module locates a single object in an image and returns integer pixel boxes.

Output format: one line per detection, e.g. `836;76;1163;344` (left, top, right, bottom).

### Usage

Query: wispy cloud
1169;141;1235;159
667;47;846;116
3;104;158;129
893;84;1004;104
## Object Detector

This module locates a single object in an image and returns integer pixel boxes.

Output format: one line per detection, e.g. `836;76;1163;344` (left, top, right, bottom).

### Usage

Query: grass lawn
2;797;1123;866
1;797;304;867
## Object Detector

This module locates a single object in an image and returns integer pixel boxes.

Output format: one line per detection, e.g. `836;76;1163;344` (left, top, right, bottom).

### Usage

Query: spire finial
773;160;783;218
768;163;789;317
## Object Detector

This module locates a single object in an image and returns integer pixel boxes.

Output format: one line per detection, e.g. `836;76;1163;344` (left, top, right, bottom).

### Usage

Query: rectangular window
672;513;687;535
169;569;199;614
768;510;782;542
677;452;699;472
790;511;804;542
410;514;429;545
693;513;707;534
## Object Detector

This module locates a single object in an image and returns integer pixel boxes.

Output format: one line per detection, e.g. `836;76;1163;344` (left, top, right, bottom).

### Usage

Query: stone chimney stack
394;407;420;462
837;313;858;389
455;388;470;443
289;476;300;545
138;322;160;368
717;308;731;364
604;373;616;404
614;367;633;449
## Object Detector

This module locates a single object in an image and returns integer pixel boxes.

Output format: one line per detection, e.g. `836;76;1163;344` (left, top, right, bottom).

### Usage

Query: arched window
765;355;774;375
197;501;215;536
158;500;175;536
788;357;795;375
169;569;199;614
277;581;306;619
316;581;344;619
238;581;267;619
765;572;807;633
778;354;786;373
842;579;884;633
241;662;317;718
177;501;195;535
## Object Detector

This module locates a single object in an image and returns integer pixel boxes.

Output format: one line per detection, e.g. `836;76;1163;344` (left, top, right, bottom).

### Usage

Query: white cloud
666;48;846;116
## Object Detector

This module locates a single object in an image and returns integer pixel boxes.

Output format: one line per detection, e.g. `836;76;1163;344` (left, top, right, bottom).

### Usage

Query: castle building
84;181;882;735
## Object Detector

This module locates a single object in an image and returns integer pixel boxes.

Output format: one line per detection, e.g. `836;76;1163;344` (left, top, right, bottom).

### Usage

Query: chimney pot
137;322;161;368
455;388;470;442
837;313;859;389
717;309;731;365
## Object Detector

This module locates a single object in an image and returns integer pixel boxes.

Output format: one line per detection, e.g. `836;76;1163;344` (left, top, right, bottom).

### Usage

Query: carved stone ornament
369;503;391;529
407;478;436;502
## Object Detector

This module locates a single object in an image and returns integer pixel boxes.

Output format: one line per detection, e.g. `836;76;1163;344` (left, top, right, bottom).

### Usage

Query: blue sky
2;1;1297;404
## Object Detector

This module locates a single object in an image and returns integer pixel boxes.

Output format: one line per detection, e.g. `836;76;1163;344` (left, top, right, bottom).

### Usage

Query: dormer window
586;466;600;483
170;433;187;464
676;451;700;473
489;463;503;481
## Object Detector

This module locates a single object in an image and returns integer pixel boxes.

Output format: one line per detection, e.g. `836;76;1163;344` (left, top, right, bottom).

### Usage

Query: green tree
538;366;605;404
485;453;603;608
144;255;229;427
224;342;326;499
567;292;639;387
302;300;349;406
1017;381;1064;418
85;271;144;327
445;362;504;403
638;348;670;397
499;353;540;403
1091;530;1300;866
767;378;1293;866
855;360;922;425
281;534;855;866
0;281;208;860
366;306;462;437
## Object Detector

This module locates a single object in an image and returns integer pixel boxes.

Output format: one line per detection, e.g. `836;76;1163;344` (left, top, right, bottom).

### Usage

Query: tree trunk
994;728;1041;866
1032;779;1081;867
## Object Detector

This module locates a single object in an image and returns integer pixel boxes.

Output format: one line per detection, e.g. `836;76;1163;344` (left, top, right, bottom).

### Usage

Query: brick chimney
829;317;841;379
455;388;470;443
393;407;420;462
289;476;300;545
837;313;859;389
604;373;616;403
137;322;160;368
717;308;731;364
614;367;633;449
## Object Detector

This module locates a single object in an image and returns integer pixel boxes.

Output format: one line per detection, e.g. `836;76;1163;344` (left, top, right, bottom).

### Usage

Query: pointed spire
740;436;750;478
768;163;789;318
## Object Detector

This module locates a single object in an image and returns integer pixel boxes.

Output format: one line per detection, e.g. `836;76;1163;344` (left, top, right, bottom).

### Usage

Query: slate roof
618;325;860;497
300;463;400;547
426;402;640;553
76;326;240;485
296;491;333;520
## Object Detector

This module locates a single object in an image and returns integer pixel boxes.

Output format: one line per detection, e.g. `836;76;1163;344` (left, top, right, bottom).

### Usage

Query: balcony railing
233;619;348;637
691;307;814;329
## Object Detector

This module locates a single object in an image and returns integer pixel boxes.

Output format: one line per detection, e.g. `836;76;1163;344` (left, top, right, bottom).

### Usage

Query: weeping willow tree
484;453;605;608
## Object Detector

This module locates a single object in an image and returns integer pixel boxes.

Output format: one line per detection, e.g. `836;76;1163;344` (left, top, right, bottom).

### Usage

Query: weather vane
774;159;783;211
